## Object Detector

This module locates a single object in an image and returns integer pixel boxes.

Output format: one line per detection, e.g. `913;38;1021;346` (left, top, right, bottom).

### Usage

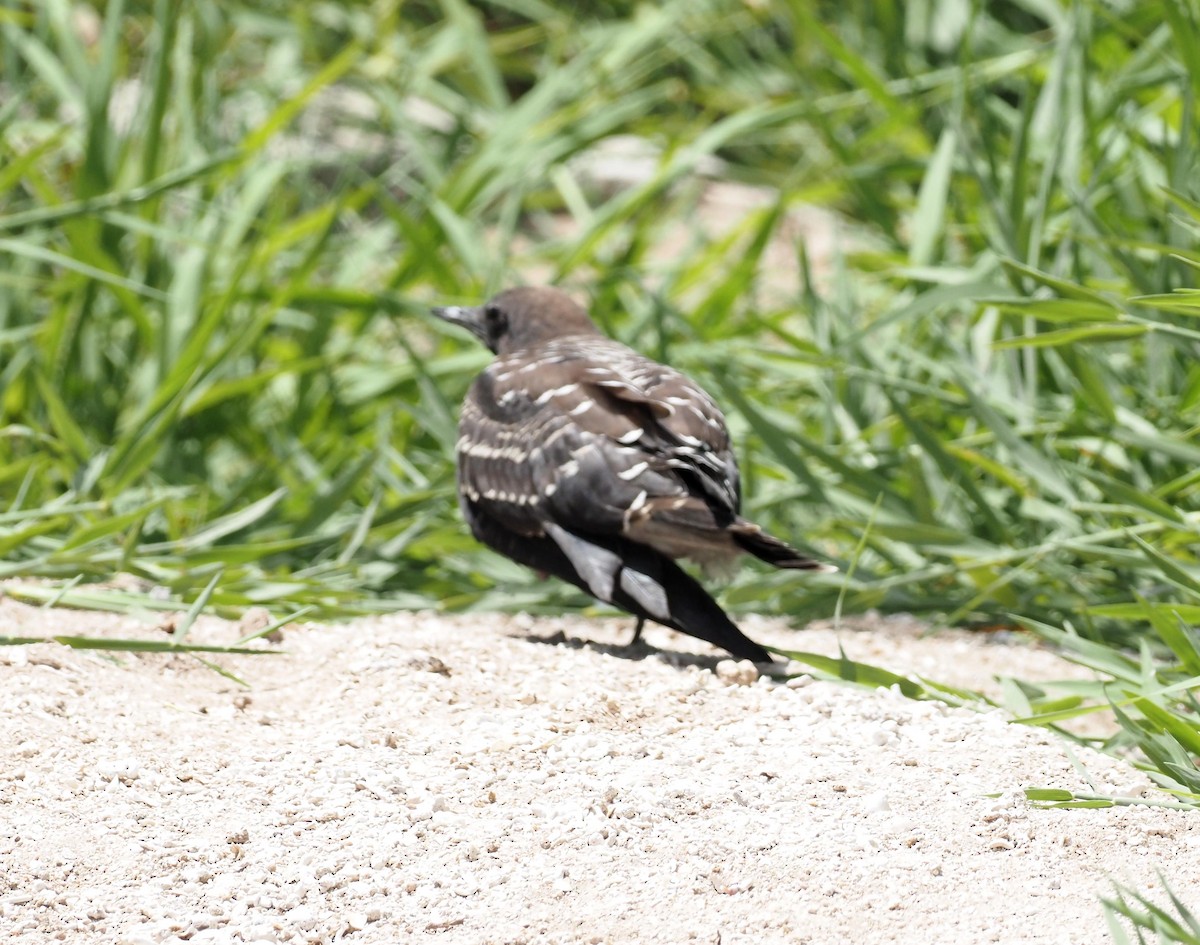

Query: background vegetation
1;0;1199;918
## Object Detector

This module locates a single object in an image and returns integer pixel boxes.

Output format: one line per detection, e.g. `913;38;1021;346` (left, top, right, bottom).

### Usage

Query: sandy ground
1;597;1197;945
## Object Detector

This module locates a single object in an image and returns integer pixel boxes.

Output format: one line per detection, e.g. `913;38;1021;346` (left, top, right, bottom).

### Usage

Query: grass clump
1106;875;1200;945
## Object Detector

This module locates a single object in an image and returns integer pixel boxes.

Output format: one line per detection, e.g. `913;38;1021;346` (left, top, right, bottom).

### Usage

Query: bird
431;286;833;664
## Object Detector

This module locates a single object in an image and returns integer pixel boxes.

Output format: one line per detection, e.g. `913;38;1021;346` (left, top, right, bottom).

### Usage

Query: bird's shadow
515;627;729;673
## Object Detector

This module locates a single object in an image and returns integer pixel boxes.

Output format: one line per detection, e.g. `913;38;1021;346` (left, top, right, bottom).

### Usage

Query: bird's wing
582;348;741;513
538;338;742;515
458;343;743;564
457;354;673;535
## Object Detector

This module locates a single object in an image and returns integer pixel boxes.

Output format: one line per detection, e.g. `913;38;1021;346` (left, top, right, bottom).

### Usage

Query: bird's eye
485;305;507;331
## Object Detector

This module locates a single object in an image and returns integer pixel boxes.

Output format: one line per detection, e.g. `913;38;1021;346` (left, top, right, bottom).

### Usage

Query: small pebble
715;659;759;686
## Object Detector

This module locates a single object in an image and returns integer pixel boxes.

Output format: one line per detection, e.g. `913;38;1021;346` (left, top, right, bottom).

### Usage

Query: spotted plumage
433;286;833;663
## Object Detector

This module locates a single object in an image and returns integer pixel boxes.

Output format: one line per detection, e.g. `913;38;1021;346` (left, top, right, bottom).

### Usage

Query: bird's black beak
431;304;488;346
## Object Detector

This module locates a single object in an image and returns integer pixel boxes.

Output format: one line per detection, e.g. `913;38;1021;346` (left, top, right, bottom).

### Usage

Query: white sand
1;598;1196;944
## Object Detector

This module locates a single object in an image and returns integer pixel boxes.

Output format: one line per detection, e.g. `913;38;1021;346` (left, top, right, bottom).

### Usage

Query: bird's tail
536;520;775;663
467;505;778;662
615;548;775;663
729;520;835;572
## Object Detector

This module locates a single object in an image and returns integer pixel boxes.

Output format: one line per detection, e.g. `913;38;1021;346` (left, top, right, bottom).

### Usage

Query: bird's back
457;333;744;564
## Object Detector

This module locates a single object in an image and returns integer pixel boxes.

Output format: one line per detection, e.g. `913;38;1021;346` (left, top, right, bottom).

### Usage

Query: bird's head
432;286;600;355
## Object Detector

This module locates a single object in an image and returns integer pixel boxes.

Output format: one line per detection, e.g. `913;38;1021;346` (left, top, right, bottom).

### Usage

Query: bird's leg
629;616;645;645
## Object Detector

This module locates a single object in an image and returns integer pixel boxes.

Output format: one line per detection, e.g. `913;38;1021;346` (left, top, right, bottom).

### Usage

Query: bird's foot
629;616;645;646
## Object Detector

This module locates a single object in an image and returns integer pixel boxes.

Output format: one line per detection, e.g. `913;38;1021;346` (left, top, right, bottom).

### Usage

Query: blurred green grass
2;0;1195;624
2;0;1200;818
